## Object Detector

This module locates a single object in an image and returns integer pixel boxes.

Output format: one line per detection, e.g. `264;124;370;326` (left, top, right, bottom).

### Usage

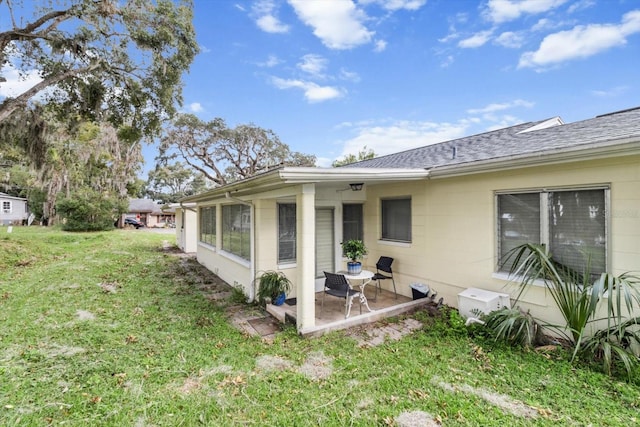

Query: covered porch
267;287;437;337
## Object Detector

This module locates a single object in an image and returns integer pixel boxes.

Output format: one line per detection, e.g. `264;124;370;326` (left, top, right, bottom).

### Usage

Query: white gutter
278;167;430;183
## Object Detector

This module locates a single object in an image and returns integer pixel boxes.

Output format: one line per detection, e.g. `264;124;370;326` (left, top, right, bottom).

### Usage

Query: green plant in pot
341;239;367;275
256;270;292;306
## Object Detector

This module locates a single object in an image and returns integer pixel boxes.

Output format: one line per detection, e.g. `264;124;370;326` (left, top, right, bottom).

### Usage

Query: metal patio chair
321;271;362;318
372;256;397;300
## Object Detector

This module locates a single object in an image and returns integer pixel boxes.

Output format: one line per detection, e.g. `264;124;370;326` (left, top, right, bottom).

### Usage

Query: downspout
225;192;256;303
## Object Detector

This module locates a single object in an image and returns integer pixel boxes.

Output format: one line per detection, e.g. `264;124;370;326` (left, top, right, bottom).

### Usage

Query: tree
30;116;143;224
159;114;316;186
146;161;209;203
0;0;199;138
332;146;376;167
57;188;127;231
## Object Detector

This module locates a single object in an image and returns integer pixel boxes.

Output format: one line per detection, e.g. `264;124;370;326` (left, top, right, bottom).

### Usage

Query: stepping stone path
346;318;424;347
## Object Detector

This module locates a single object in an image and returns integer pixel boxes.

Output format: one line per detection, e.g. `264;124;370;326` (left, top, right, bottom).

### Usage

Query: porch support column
296;183;316;330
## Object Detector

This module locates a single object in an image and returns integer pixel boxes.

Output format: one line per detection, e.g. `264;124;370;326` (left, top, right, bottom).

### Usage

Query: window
2;201;11;213
497;188;607;276
222;204;251;260
343;204;363;242
381;197;411;242
278;203;296;263
199;206;216;246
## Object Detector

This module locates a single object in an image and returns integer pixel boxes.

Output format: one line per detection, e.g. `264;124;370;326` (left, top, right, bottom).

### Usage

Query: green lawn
1;227;639;426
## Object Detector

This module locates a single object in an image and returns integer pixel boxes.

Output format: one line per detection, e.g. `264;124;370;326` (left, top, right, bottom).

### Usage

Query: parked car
124;218;144;229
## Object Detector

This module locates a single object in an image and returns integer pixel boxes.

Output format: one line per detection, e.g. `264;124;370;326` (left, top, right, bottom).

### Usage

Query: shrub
482;307;543;348
503;243;640;379
56;190;127;232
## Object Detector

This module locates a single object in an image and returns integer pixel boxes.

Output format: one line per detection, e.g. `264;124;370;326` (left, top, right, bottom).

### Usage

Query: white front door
315;208;334;291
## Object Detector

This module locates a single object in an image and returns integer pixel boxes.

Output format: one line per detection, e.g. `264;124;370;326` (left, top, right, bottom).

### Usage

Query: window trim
221;203;251;261
277;202;296;264
380;196;412;243
2;200;11;214
342;203;364;249
198;205;216;247
495;185;610;274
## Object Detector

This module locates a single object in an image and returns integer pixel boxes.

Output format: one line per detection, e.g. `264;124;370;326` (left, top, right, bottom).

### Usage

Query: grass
1;227;639;426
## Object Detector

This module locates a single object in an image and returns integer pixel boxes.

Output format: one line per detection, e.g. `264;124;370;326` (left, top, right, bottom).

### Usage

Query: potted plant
341;239;367;275
256;270;292;306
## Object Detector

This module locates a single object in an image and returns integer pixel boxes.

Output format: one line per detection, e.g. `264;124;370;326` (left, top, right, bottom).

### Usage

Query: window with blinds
381;197;411;242
199;206;216;246
278;203;296;263
342;203;363;248
497;187;607;276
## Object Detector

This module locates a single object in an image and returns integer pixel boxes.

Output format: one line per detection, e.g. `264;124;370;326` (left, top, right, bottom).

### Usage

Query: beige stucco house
179;106;640;335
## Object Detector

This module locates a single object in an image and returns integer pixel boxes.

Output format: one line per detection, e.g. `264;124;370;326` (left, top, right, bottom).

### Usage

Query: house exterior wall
0;196;28;225
176;208;197;253
361;154;640;327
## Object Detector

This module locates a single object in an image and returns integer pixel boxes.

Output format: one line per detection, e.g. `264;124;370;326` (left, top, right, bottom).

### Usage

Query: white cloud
590;85;629;97
373;39;387;52
189;102;203;113
458;30;494;48
483;0;568;24
0;65;43;98
567;0;595;14
494;31;524;48
359;0;427;11
339;68;360;82
257;54;281;67
288;0;374;49
338;120;470;158
252;0;290;33
519;10;640;69
270;77;344;103
297;54;327;78
256;14;290;33
467;100;534;114
315;156;333;167
440;55;454;68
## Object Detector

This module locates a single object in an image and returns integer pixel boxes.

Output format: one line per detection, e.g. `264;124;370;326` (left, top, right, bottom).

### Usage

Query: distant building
0;192;29;225
122;198;175;228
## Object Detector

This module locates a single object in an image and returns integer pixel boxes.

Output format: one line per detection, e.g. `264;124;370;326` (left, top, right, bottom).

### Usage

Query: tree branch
0;62;99;122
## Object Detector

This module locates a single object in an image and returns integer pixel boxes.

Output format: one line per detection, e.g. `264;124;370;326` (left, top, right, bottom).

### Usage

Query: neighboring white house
178;106;640;335
0;192;29;225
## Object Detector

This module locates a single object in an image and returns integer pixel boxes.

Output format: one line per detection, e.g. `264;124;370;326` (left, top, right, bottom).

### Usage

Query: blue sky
2;0;639;175
176;0;639;170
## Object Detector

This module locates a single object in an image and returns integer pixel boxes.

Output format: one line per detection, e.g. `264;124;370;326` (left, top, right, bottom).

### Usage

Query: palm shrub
503;243;640;379
481;307;542;348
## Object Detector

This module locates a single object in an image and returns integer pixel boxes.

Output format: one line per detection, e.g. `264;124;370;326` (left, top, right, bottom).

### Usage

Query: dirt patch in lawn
255;355;294;372
396;411;440;427
76;310;95;321
298;351;333;380
433;377;539;419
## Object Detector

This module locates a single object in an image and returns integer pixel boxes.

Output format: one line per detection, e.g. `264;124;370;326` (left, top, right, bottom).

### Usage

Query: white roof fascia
517;116;564;134
428;138;640;179
278;167;430;183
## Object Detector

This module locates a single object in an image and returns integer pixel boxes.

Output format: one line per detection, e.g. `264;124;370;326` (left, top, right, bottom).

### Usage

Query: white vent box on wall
457;288;511;318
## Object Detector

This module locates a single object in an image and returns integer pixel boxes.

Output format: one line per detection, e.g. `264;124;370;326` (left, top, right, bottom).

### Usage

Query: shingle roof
128;198;164;214
342;106;640;170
